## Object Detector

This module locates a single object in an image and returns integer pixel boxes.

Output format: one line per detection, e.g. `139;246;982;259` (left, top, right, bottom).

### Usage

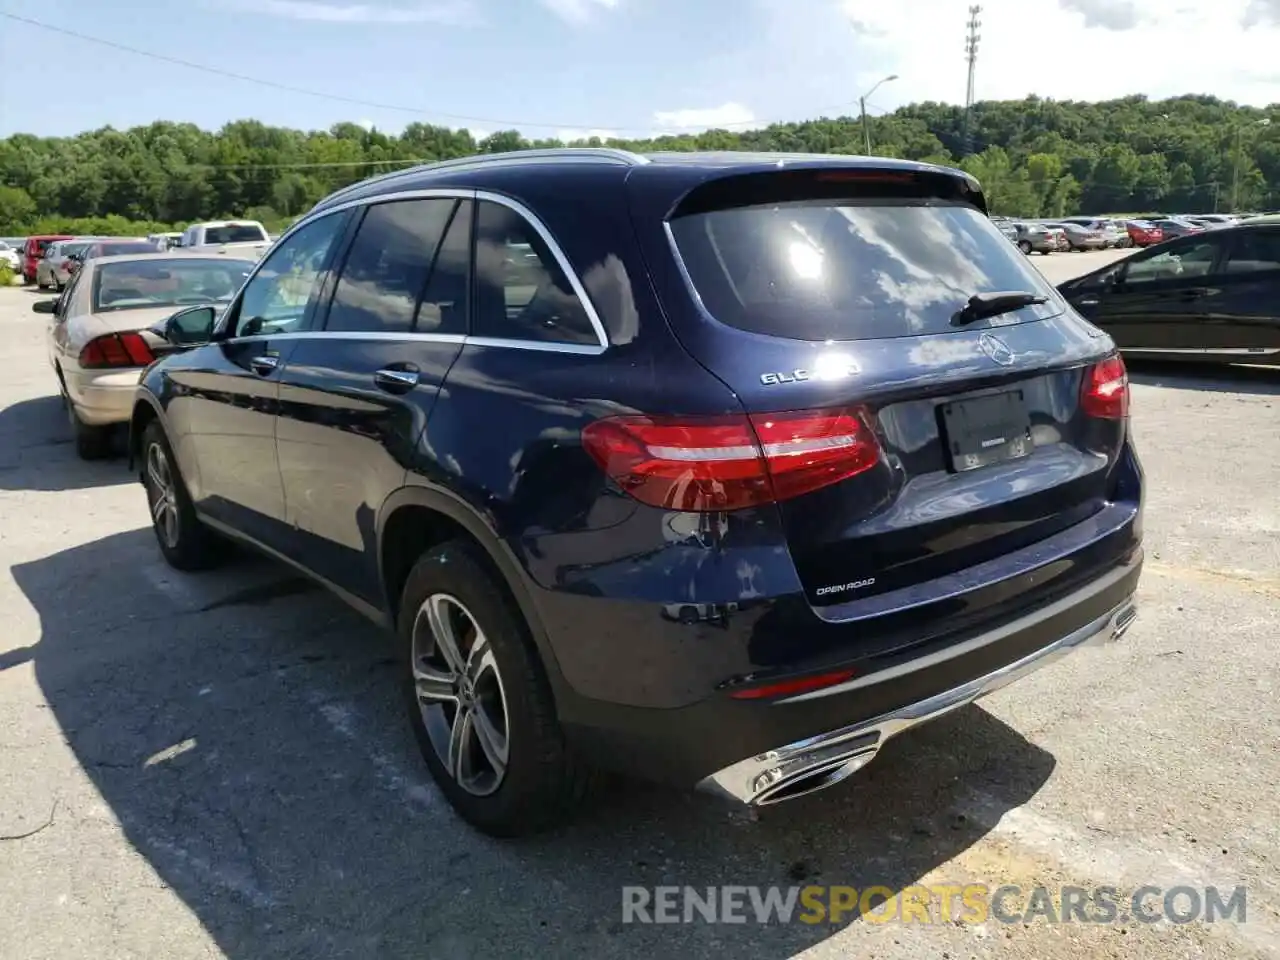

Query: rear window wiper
952;290;1048;326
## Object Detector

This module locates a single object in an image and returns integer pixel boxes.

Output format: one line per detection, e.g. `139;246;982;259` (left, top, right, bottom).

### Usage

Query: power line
1;11;878;136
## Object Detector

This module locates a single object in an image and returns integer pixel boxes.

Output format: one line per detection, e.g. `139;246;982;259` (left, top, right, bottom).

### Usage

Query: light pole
859;74;897;155
1231;117;1271;213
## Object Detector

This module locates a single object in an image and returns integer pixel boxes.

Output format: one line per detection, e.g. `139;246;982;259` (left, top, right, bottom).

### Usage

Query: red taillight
581;407;882;512
1081;355;1129;420
79;332;155;369
728;667;858;700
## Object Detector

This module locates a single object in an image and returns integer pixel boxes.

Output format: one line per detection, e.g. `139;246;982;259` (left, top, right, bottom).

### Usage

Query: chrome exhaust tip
752;748;879;805
1110;603;1138;641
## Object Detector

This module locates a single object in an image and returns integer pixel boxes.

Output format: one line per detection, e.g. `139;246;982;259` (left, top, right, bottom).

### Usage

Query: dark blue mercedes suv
129;148;1143;836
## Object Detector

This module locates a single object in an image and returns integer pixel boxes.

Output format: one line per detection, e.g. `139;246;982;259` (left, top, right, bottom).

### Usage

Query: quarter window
472;200;600;346
231;212;346;337
325;198;458;335
1224;230;1280;275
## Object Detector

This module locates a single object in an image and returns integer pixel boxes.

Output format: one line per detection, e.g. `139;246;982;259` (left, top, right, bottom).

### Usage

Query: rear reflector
1081;354;1129;420
582;407;882;512
79;332;155;369
728;668;858;700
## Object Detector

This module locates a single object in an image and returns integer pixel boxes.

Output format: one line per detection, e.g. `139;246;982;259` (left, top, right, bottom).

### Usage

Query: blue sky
1;0;1277;140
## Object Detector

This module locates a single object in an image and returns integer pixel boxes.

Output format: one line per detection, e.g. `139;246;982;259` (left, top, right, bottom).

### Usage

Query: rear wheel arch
377;487;568;693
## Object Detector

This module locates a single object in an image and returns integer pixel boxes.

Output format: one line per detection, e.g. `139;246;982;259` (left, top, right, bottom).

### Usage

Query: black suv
131;148;1144;837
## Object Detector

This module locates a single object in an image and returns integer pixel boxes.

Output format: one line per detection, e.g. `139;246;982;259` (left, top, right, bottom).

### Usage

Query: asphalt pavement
1;256;1278;960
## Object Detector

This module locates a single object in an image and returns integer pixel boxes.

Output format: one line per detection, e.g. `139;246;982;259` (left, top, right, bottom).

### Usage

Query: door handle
1180;287;1210;299
250;354;279;376
1077;296;1100;307
374;367;420;393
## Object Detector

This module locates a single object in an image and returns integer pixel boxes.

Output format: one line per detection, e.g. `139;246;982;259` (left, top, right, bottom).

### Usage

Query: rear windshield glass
92;259;254;313
203;224;267;244
97;241;159;256
669;202;1062;341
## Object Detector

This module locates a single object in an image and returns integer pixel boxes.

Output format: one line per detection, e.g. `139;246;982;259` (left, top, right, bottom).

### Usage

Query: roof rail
309;147;648;214
422;147;650;172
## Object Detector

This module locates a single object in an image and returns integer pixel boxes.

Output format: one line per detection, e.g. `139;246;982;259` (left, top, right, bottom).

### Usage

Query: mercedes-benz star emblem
978;333;1015;366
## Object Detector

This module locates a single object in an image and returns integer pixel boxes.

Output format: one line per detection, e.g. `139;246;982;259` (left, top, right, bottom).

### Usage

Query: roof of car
308;147;981;218
83;251;261;268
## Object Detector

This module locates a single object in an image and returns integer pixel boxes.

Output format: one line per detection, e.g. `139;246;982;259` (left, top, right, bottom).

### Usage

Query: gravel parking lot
1;253;1278;960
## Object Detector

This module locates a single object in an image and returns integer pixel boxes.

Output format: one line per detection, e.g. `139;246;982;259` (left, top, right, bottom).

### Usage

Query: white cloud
1243;0;1280;26
827;0;1280;107
556;128;621;142
238;0;476;23
539;0;619;25
1057;0;1145;30
651;102;757;131
356;118;375;131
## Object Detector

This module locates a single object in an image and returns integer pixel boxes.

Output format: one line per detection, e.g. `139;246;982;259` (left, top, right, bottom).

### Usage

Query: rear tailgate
633;165;1130;610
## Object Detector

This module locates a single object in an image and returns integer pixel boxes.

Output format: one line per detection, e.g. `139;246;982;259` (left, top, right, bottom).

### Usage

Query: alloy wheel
412;593;511;796
145;442;180;549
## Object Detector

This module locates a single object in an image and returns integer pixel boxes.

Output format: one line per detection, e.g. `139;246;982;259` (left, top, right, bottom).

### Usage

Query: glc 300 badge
760;363;861;386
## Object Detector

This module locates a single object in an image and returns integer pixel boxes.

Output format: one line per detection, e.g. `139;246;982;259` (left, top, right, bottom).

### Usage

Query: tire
140;420;224;570
1018;240;1032;255
399;540;593;837
70;403;113;460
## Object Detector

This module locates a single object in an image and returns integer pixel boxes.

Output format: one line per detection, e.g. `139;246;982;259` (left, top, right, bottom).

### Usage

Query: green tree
1;93;1275;229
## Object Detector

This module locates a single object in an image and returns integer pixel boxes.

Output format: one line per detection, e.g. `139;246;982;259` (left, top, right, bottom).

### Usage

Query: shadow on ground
13;529;1057;959
1127;360;1280;397
0;395;131;490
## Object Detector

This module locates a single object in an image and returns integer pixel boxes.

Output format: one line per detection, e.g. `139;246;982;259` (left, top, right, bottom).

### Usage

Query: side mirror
150;304;217;354
31;299;57;315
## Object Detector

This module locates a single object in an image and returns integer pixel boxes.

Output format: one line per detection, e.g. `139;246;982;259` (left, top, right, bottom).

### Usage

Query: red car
1124;220;1164;247
21;234;73;285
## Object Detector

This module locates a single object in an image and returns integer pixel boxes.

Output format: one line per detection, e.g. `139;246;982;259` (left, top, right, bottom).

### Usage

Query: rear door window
669;202;1061;341
324;198;459;335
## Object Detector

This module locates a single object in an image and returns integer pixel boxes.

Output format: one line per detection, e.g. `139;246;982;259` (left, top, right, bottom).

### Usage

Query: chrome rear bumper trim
780;559;1137;704
697;592;1138;807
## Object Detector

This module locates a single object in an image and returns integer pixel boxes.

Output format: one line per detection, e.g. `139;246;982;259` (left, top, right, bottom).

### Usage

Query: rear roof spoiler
666;164;988;220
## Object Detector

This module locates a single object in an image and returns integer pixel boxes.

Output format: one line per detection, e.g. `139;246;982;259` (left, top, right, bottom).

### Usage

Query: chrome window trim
217;187;609;353
217;330;603;355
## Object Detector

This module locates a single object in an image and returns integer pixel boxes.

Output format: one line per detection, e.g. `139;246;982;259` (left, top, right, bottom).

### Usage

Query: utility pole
963;5;982;157
859;75;898;155
1232;118;1272;213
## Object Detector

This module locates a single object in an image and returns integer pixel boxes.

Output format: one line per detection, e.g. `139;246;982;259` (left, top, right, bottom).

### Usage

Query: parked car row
6;220;271;288
27;149;1149;840
988;211;1265;257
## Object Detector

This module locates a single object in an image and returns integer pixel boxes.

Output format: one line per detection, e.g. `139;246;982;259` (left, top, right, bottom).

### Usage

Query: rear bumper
68;369;144;425
561;543;1142;791
699;577;1138;805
